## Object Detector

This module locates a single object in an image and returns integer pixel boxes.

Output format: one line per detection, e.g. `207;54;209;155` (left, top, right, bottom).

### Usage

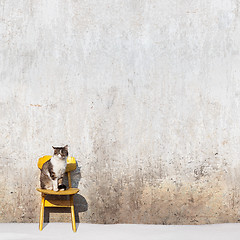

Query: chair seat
36;188;79;195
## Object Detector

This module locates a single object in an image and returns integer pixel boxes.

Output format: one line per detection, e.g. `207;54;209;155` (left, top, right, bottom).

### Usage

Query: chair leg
70;195;76;232
39;193;45;231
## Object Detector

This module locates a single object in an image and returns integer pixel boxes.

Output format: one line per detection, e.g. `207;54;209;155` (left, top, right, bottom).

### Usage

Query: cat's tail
58;184;67;191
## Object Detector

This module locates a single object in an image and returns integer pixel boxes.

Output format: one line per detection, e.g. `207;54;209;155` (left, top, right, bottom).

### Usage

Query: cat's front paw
53;187;59;192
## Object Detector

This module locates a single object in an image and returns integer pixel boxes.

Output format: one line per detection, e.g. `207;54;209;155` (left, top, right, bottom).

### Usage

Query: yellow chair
36;155;79;232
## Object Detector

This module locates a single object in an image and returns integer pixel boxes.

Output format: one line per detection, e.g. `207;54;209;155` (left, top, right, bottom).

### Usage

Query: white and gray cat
40;145;68;191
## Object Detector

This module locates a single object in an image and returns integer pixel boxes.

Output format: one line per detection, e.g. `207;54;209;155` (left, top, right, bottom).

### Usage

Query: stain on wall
1;0;240;224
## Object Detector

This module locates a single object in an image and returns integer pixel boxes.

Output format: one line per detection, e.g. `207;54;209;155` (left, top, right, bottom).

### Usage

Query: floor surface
0;223;240;240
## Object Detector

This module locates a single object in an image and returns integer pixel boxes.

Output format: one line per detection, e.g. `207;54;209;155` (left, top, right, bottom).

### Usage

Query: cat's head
52;145;68;159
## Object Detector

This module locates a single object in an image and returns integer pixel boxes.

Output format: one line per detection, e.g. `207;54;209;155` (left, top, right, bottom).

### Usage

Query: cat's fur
40;145;68;191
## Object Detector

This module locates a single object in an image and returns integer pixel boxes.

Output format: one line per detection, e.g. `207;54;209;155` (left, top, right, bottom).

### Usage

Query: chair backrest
38;156;76;172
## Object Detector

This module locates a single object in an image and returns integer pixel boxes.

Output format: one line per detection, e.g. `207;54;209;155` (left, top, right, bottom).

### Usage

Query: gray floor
0;223;240;240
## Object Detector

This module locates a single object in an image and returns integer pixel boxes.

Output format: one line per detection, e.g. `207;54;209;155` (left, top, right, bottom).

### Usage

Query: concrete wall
1;0;240;224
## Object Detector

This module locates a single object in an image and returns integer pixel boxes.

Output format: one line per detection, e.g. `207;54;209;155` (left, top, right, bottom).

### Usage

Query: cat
40;145;68;191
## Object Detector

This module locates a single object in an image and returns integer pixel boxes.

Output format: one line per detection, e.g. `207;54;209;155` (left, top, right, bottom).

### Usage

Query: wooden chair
36;155;79;232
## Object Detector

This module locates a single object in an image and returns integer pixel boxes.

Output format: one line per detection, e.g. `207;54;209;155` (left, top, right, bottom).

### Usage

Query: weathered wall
1;0;240;224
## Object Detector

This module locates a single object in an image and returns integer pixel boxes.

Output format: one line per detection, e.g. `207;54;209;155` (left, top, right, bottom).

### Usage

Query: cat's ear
64;145;68;150
52;146;56;149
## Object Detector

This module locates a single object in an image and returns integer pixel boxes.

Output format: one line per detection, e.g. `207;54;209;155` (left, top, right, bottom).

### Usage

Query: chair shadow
42;161;88;231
